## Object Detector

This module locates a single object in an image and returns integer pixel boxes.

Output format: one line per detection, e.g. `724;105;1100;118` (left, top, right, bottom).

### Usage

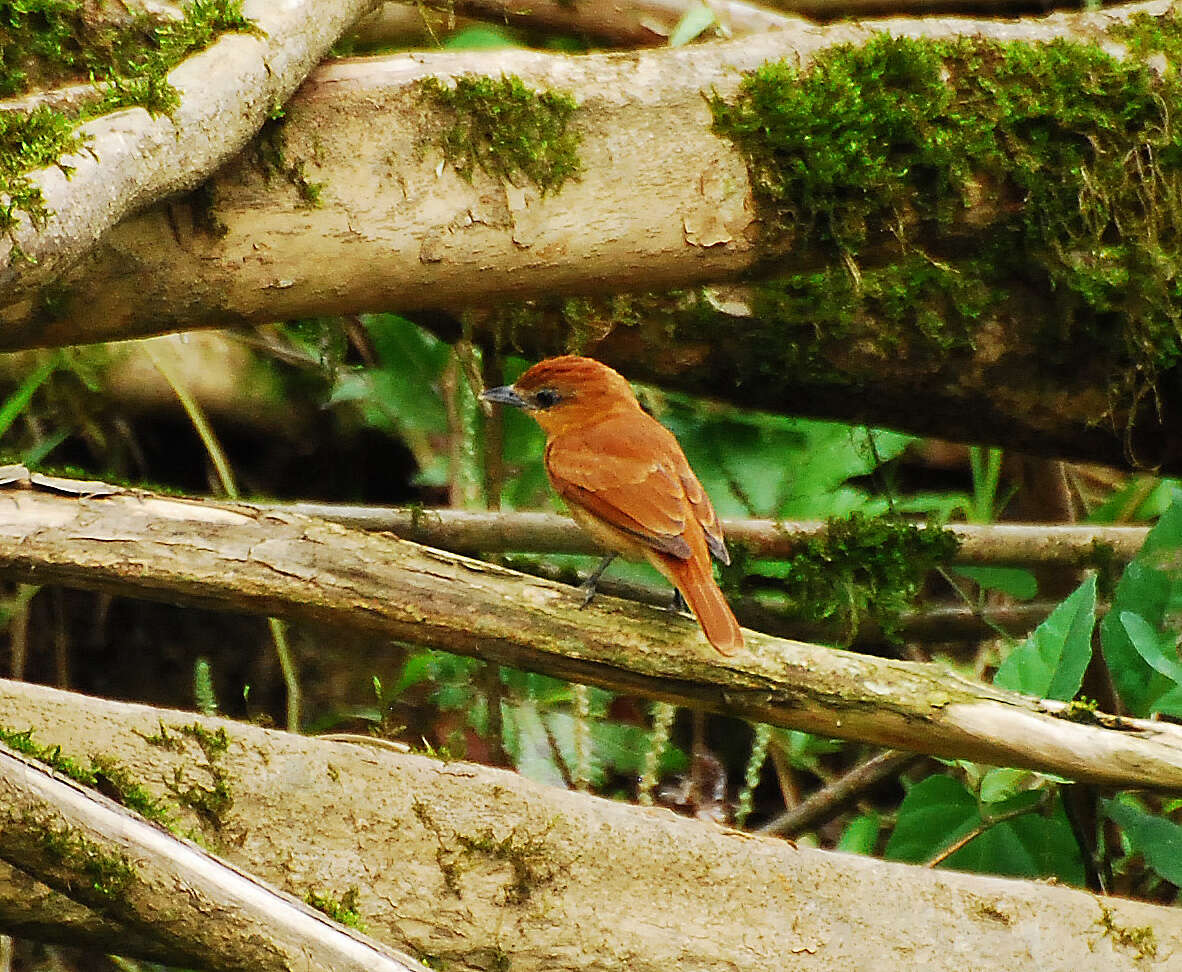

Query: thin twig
149;345;302;733
758;750;924;836
926;791;1052;867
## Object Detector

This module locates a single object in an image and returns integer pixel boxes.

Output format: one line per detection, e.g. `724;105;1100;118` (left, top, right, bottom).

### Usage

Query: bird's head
480;356;640;434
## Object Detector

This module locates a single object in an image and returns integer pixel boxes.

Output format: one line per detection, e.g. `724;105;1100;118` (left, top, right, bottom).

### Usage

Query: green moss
0;726;172;826
306;886;367;932
732;513;960;645
160;723;233;831
0;0;253;250
36;819;136;900
251;118;325;208
1097;904;1158;959
708;21;1182;422
455;826;554;906
419;74;581;194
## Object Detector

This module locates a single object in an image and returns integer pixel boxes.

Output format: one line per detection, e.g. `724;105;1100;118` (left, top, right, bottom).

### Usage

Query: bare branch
1;680;1179;971
0;478;1177;791
259;503;1150;566
0;0;383;299
0;742;427;971
757;750;924;835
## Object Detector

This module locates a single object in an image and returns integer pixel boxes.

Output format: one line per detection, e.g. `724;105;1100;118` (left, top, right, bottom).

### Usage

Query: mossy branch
0;476;1180;791
255;502;1149;566
9;1;1182;472
0;740;427;972
1;679;1179;971
0;0;384;298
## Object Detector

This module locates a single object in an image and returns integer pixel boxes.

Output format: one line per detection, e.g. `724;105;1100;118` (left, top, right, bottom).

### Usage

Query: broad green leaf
952;566;1038;600
669;2;715;47
836;811;881;854
1104;798;1182;885
885;774;978;863
994;575;1096;700
1119;611;1182;686
1100;496;1182;715
503;701;566;787
886;775;1082;883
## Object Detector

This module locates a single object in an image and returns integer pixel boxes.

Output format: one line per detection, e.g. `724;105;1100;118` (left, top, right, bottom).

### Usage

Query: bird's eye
534;389;561;408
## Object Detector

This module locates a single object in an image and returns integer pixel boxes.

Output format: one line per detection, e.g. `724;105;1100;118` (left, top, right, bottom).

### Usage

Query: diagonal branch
0;740;428;971
0;0;382;300
1;679;1180;971
0;476;1178;791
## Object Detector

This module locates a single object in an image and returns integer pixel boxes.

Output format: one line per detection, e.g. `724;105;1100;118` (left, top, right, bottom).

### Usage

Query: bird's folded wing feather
545;416;722;562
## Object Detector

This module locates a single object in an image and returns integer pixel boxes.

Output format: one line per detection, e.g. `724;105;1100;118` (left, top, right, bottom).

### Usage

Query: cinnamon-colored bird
481;356;743;654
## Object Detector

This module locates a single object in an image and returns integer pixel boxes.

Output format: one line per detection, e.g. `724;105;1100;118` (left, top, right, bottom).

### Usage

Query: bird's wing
545;416;694;560
676;461;730;566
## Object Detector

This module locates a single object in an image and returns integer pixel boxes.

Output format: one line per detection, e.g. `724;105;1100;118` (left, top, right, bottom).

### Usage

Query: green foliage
419;74;581;194
710;24;1182;414
1099;495;1182;716
994;575;1095;700
884;773;1083;883
1104;796;1182;887
0;107;86;236
306;886;367;932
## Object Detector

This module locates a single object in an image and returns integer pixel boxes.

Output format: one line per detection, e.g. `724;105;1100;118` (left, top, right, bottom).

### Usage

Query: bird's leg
578;554;616;608
668;588;688;614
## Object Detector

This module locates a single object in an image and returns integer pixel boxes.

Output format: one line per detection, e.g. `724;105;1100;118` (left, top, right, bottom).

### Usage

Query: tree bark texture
6;1;1179;472
0;482;1180;792
0;679;1178;971
0;0;384;297
0;744;427;972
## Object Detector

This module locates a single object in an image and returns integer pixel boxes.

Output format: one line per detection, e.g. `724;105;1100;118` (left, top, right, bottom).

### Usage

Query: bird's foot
578;554;616;609
668;588;688;615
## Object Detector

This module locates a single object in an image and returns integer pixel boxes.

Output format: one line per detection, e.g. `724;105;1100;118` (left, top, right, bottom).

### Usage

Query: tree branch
0;476;1178;791
0;0;383;299
260;503;1150;566
8;1;1178;471
353;0;800;48
0;680;1179;971
0;741;427;971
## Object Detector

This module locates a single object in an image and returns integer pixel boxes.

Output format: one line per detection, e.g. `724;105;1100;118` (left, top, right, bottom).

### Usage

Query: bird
480;355;743;655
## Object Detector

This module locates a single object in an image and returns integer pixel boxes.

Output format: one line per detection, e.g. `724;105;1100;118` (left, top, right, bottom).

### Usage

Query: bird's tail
665;554;743;655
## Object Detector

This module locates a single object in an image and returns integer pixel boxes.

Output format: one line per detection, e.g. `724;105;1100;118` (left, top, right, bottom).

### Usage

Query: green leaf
979;767;1032;805
1100;496;1182;715
885;774;978;863
1104;798;1182;885
1119;611;1182;686
669;2;715;47
886;774;1083;883
0;354;58;440
994;575;1096;700
836;811;881;854
951;566;1037;600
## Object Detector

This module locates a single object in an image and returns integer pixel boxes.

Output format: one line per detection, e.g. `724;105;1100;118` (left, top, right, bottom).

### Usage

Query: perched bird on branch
480;355;743;655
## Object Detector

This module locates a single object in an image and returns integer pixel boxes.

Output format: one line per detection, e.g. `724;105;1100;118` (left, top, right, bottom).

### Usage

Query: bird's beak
479;385;528;409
